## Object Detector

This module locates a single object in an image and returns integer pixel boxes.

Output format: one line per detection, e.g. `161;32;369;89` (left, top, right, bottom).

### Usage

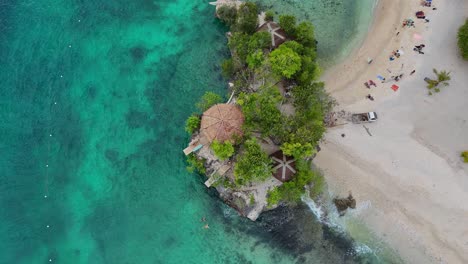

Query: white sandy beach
316;0;468;263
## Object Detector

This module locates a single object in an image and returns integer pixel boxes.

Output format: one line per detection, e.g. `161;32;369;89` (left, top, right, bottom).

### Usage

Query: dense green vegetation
234;138;273;185
269;45;302;78
264;10;274;22
267;160;324;206
185;114;200;134
461;151;468;163
211;140;235;160
457;19;468;60
237;85;283;137
186;154;206;174
197;91;223;111
182;2;332;207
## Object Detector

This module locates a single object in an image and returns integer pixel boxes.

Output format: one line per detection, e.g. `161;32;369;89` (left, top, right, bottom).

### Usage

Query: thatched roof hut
270;150;296;182
257;21;287;49
200;104;244;143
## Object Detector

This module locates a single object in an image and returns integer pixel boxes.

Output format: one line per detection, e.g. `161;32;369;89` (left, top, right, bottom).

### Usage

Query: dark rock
333;193;356;215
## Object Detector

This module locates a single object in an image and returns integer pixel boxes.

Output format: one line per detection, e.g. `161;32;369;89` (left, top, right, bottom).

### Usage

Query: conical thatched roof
200;104;244;143
270;150;296;182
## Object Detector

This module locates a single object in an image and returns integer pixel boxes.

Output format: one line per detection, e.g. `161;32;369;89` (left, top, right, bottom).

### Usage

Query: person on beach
410;70;416;75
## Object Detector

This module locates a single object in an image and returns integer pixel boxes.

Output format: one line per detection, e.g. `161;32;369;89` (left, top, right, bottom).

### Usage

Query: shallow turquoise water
0;1;394;263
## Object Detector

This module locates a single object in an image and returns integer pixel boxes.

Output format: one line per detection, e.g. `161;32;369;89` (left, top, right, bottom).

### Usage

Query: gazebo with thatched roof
257;21;288;49
270;150;296;182
200;104;244;143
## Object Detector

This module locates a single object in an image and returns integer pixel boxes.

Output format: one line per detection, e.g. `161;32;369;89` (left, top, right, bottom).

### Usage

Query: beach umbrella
200;104;244;143
416;11;425;18
270;150;296;182
391;84;399;92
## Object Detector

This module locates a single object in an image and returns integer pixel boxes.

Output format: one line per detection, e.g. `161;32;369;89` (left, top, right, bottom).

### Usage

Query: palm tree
426;68;451;93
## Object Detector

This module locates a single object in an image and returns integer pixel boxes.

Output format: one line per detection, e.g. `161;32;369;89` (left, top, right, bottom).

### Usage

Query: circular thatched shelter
200;104;244;143
270;150;296;182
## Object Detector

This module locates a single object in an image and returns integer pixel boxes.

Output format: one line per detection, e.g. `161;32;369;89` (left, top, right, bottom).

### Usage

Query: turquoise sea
0;0;399;263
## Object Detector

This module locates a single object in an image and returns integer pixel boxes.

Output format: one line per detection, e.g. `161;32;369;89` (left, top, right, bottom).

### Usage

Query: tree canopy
197;91;223;112
279;15;297;37
185;114;200;134
217;5;237;26
234;138;272;185
211;140;235;160
458;19;468;60
236;2;258;34
237;85;283;137
269;44;302;78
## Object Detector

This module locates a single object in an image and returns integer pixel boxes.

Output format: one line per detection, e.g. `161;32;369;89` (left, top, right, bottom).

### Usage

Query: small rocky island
184;1;337;220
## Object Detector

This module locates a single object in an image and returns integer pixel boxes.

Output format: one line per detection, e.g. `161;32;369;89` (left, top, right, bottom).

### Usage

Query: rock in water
333;193;356;215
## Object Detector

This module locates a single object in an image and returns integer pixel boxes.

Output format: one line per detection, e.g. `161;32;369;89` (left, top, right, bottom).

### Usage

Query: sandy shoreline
317;0;468;263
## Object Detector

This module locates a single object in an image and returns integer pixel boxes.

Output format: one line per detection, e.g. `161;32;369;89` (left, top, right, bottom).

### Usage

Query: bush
221;58;235;78
186;154;206;174
246;50;264;69
234;138;272;185
266;159;323;206
211;140;235;160
295;22;316;48
248;31;271;51
197;91;223;111
237;86;283;137
279;15;297;37
457;19;468;60
236;2;258;34
461;151;468;163
280;142;315;159
269;44;302;78
265;10;274;22
217;5;238;26
185;114;200;134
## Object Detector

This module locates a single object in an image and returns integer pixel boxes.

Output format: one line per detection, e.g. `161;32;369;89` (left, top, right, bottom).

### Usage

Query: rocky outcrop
333;193;356;216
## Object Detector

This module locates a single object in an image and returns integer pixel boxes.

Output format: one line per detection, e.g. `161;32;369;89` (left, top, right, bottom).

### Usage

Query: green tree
248;31;271;51
280;142;315;159
234;138;273;185
458;19;468;60
185;114;200;134
265;10;274;22
197;91;223;111
279;15;297;37
221;58;235;78
211;140;235;160
269;44;302;78
186;154;206;174
236;2;258;34
237;86;283;136
295;22;316;48
217;5;237;26
246;50;264;69
228;32;251;63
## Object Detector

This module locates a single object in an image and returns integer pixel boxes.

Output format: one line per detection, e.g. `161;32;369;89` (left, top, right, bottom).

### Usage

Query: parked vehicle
351;112;378;123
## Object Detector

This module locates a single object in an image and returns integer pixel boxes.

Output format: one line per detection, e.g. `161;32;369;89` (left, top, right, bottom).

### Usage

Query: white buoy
69;45;71;48
49;259;52;262
78;19;81;22
60;75;63;78
49;134;52;137
46;164;49;167
46;225;50;228
54;102;57;105
44;195;48;198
